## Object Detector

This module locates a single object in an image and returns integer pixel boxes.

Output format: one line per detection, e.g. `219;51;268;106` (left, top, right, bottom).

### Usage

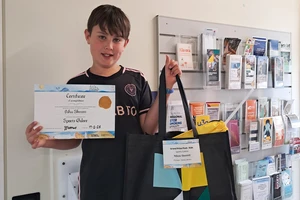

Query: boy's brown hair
87;4;131;39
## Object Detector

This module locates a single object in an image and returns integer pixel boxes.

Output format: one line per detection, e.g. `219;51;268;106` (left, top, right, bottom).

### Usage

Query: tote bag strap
158;67;198;138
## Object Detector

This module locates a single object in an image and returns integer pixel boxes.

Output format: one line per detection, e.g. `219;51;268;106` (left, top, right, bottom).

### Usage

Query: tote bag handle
158;67;198;138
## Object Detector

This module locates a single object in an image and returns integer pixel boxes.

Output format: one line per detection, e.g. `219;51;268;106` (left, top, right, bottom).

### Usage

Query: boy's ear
84;29;91;44
124;39;129;48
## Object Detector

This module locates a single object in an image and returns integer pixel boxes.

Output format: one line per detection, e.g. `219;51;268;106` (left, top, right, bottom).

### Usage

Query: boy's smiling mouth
102;53;113;57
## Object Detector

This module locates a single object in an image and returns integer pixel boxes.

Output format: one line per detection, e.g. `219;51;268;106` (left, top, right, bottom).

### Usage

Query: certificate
34;84;115;139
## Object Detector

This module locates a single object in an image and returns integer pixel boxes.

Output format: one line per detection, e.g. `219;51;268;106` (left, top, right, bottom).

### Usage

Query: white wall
0;0;4;199
4;0;300;199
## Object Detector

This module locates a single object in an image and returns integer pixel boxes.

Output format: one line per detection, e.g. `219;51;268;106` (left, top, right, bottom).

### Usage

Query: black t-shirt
67;66;152;200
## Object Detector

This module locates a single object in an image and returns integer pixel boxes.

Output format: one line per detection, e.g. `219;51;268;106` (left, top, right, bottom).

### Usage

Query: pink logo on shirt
124;84;136;96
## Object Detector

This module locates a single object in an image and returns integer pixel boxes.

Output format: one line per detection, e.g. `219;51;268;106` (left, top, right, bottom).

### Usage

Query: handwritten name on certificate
34;84;115;139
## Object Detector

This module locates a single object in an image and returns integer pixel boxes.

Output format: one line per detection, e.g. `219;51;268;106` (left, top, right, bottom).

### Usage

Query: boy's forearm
142;93;170;135
43;139;81;150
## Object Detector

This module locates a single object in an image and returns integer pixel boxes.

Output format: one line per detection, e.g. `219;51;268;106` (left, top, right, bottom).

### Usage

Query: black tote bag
123;68;237;200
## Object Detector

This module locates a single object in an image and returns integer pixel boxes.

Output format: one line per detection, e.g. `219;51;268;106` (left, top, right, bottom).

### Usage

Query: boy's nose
105;41;113;50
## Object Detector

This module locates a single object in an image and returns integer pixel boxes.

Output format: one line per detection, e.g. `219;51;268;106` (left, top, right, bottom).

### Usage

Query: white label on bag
162;139;201;168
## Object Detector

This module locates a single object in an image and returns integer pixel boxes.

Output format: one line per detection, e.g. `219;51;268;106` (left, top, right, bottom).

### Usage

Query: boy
25;4;181;200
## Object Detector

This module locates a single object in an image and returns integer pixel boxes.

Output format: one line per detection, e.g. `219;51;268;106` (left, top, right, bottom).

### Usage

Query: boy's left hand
164;55;182;89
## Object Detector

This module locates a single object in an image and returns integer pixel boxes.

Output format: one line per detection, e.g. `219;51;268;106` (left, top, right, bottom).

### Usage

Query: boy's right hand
25;121;47;149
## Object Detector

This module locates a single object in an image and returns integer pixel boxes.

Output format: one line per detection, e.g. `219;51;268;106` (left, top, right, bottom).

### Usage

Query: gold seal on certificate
98;96;112;109
34;84;115;139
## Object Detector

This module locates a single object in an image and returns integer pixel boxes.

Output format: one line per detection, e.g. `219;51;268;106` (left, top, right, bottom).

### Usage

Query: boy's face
85;25;129;69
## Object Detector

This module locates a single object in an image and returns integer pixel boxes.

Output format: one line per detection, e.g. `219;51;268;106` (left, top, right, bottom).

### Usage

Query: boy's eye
113;38;121;42
98;35;106;40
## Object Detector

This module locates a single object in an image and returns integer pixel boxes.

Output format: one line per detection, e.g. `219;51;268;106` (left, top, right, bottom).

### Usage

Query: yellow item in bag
181;152;208;191
172;121;228;191
195;115;210;127
173;120;228;139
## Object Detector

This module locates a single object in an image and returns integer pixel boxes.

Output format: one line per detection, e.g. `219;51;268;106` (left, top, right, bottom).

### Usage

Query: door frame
0;0;5;199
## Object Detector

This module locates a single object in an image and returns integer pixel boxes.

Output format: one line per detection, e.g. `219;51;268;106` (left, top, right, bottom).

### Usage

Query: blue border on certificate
34;84;115;93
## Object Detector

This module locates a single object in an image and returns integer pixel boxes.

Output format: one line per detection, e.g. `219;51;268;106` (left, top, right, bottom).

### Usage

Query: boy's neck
90;64;121;77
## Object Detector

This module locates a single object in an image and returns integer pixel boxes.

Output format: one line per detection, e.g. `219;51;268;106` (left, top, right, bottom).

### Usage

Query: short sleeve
66;78;76;84
139;80;152;115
